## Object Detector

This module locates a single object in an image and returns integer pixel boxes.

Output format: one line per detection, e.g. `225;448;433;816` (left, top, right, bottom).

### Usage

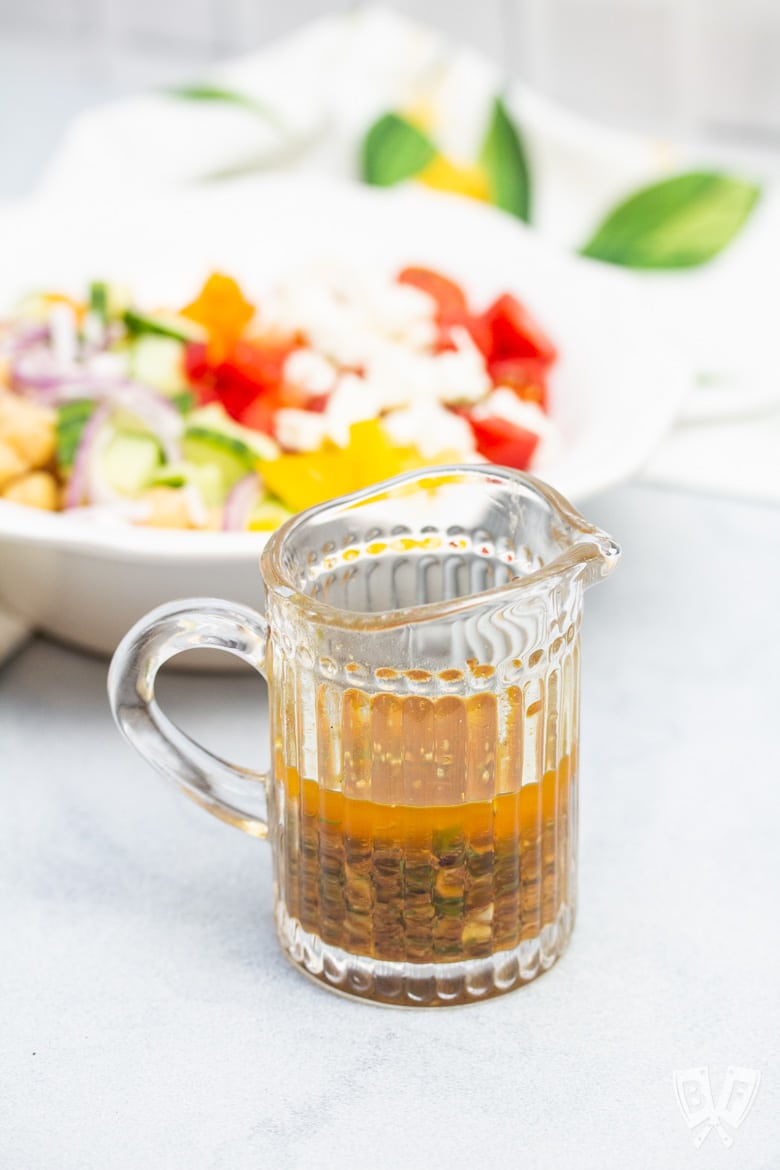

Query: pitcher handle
107;597;270;838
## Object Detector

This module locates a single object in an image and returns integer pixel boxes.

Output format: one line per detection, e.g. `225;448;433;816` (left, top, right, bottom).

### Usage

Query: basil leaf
361;113;437;187
580;172;761;269
480;96;532;223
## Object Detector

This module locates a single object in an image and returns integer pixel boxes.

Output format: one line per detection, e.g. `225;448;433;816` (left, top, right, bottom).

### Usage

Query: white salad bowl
0;176;687;658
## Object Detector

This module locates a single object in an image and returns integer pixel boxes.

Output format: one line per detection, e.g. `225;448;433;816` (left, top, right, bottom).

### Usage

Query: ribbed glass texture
262;468;617;1005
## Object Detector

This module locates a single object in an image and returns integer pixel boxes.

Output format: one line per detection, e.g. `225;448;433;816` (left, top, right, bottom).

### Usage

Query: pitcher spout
568;529;621;589
526;472;621;591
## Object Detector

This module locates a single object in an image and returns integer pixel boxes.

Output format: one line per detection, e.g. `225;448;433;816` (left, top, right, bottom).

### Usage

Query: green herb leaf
167;84;284;129
56;400;95;470
580;172;761;269
361;113;437;187
171;389;195;415
123;310;199;344
480;96;532;223
88;281;108;322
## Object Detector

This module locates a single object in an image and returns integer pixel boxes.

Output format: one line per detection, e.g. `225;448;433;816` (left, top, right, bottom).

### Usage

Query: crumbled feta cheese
427;327;491;405
275;374;384;452
362;281;437;347
262;263;437;370
274;408;328;452
472;388;547;430
86;351;129;381
383;403;477;460
283;348;336;397
402;319;439;350
48;303;77;368
364;328;490;412
324;373;383;447
258;265;529;458
364;347;434;411
262;282;363;367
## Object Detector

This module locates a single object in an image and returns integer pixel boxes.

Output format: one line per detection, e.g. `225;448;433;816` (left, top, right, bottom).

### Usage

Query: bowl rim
0;497;271;560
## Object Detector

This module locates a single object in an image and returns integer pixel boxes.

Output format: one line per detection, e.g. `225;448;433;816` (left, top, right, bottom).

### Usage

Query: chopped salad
0;266;560;531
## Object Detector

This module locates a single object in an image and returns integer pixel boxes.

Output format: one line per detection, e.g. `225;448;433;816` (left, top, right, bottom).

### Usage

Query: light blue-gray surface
1;482;778;1169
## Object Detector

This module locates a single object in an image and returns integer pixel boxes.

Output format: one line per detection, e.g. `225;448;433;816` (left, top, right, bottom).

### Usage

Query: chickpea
138;487;223;530
0;391;56;469
139;487;196;529
0;437;27;490
1;470;59;510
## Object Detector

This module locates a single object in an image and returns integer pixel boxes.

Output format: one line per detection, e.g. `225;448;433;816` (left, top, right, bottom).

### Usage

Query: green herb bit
88;282;109;321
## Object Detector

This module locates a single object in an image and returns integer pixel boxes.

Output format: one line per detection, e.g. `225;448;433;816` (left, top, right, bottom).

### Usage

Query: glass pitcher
108;466;619;1007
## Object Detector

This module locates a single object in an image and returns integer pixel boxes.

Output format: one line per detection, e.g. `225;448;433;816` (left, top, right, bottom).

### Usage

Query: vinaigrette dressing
272;683;576;965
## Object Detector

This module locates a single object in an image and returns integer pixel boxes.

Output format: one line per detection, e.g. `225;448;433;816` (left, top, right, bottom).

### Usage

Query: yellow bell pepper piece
417;155;491;202
348;418;426;483
261;449;354;512
261;420;427;513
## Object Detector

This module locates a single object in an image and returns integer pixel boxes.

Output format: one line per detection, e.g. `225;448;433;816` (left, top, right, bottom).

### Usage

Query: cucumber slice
89;282;132;320
187;403;279;461
182;428;257;494
128;335;186;394
101;431;162;495
150;460;224;507
124;309;204;344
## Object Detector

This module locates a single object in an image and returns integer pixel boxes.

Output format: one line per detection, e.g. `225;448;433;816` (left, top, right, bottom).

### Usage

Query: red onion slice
63;403;150;520
11;345;185;468
11;348;82;399
64;404;112;509
106;382;183;463
1;322;50;355
223;474;261;532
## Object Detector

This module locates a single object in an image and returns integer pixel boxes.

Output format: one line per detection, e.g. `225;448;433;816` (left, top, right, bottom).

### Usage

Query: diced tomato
215;339;295;419
488;356;548;410
303;393;329;414
183;341;210;383
482;294;557;366
184;339;294;421
467;414;540;470
236;380;319;435
398;267;468;317
183;342;221;405
236;394;277;436
436;309;492;357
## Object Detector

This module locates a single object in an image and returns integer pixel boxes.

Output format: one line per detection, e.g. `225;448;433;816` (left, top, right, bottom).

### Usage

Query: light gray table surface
1;482;779;1170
